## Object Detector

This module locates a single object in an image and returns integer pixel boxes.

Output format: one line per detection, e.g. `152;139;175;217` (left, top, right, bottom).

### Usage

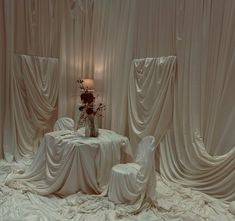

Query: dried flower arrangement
76;79;105;136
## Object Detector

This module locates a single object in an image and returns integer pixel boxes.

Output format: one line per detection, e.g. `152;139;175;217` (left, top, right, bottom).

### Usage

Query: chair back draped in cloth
108;136;156;205
135;136;157;199
53;117;74;131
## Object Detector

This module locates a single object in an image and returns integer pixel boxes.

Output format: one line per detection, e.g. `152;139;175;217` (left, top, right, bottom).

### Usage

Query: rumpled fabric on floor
0;160;234;221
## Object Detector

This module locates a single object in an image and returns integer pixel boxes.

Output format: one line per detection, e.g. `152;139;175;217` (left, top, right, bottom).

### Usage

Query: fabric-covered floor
0;160;234;221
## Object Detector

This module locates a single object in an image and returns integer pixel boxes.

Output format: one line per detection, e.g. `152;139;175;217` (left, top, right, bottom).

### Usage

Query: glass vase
85;114;99;137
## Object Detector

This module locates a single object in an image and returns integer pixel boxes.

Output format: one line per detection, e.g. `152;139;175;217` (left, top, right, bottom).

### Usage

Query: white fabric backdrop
0;0;5;159
2;0;59;162
14;0;60;58
91;0;136;132
128;57;176;148
0;0;235;201
4;55;58;161
58;0;93;118
159;0;235;201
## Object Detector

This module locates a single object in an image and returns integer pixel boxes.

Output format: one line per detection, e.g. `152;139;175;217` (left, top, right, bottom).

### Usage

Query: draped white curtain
14;0;60;57
0;0;5;159
0;0;235;201
3;55;58;161
160;0;235;201
58;0;93;118
128;57;176;148
2;0;59;161
91;0;136;132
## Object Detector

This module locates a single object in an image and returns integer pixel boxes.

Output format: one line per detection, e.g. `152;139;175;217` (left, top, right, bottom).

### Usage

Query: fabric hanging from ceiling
0;0;6;159
14;0;60;58
128;57;176;149
2;0;60;161
91;0;136;132
157;0;235;201
3;55;58;161
58;0;93;118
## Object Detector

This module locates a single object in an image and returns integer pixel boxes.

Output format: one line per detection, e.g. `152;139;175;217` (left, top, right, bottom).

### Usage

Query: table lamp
82;78;94;92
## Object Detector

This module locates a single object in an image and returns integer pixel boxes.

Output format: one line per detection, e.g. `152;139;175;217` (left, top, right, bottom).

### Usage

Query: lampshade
82;79;94;91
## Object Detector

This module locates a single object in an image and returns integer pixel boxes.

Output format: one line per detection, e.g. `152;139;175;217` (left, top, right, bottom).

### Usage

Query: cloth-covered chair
229;201;235;215
53;117;74;131
108;136;156;204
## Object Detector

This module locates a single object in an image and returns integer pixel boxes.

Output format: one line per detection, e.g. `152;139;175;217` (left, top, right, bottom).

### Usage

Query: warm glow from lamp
82;79;94;91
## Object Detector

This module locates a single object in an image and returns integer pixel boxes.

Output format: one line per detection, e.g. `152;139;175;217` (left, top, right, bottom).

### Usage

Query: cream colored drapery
0;0;6;159
0;0;235;201
2;0;60;161
58;0;93;118
4;55;58;161
159;0;235;201
91;0;136;132
14;0;60;57
128;57;176;148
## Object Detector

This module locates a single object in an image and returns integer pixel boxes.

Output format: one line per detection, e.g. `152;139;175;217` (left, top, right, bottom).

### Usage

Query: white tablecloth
6;128;133;196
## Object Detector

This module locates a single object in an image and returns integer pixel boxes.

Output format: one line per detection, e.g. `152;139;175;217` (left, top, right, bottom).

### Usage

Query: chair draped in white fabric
53;117;74;131
108;136;156;204
229;201;235;215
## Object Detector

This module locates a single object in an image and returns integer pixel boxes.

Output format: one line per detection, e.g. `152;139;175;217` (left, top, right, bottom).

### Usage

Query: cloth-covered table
6;128;133;196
